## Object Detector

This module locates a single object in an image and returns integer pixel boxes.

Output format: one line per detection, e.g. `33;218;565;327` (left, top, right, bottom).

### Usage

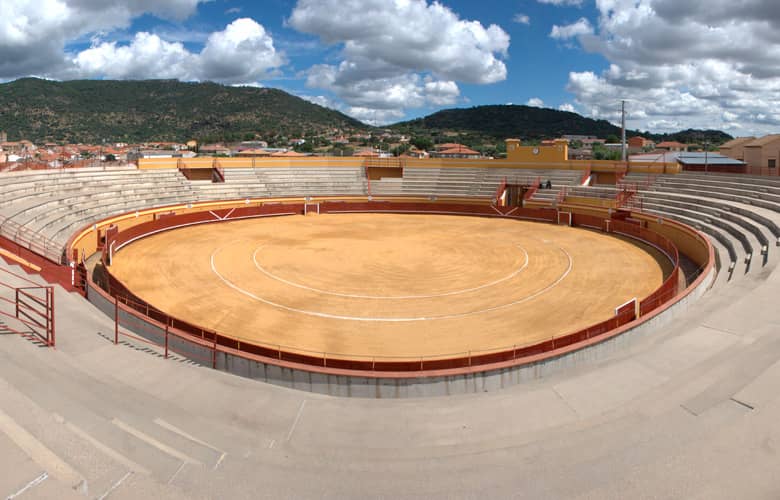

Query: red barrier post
114;296;119;345
49;287;55;347
212;331;217;369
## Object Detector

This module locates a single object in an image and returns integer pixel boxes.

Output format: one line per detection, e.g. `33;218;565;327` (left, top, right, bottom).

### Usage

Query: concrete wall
86;256;715;398
214;265;714;398
137;156;680;174
505;139;569;163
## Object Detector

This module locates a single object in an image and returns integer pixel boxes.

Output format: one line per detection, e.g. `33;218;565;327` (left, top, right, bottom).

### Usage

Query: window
769;159;777;169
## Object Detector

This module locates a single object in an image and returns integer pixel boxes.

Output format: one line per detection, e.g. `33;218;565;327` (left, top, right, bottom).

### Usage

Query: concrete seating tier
652;177;780;199
639;193;772;252
1;181;192;220
213;167;368;199
372;168;582;199
0;174;187;210
619;172;780;283
624;173;780;206
0;167;610;263
639;205;739;280
674;171;780;188
563;173;780;283
45;194;193;244
623;173;780;215
0;167;194;261
2;166;776;281
566;186;619;199
642;202;754;262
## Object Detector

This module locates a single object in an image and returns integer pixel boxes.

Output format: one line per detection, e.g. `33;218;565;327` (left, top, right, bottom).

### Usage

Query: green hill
651;128;733;145
391;104;732;145
0;78;364;143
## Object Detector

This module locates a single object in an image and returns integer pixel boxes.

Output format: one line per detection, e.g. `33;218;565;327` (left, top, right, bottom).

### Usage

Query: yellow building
505;138;568;162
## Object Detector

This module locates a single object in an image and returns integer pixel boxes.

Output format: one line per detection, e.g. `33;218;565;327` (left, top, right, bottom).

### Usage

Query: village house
431;145;482;159
628;136;656;153
743;134;780;172
719;137;757;161
198;144;232;156
656;141;687;152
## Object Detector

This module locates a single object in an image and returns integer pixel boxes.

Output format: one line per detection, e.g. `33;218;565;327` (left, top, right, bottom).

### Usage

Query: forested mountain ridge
0;78;363;143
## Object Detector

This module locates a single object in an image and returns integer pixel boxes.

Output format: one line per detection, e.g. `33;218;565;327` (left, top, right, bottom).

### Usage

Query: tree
296;141;314;153
331;147;354;157
592;144;621;160
391;144;411;156
605;134;620;144
411;136;433;151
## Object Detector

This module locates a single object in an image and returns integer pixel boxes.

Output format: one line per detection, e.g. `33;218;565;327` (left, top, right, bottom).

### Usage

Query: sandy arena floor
109;213;672;360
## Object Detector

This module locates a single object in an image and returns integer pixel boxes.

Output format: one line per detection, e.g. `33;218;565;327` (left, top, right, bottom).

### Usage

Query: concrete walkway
0;251;779;498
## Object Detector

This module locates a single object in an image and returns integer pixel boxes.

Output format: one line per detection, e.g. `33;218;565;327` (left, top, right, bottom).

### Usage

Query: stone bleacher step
642;206;740;277
640;194;772;260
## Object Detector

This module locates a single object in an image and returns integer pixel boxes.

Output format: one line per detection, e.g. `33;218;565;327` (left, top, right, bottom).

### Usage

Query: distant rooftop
676;152;745;166
631;151;744;165
745;134;780;147
720;137;756;149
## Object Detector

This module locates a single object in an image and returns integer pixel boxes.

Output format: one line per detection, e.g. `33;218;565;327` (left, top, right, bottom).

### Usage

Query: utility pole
621;99;627;163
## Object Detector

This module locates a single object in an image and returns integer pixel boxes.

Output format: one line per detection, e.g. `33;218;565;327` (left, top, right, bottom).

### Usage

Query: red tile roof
436;142;468;150
439;147;480;155
270;151;307;157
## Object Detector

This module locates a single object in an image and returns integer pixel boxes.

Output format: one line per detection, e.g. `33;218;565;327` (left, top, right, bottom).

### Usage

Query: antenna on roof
621;99;627;163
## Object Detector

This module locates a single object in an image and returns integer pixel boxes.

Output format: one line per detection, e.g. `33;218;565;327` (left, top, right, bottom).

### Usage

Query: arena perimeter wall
138;156;681;175
81;198;714;397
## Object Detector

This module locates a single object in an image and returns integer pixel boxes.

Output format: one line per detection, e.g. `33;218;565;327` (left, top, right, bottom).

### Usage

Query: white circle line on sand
210;246;574;322
250;245;530;300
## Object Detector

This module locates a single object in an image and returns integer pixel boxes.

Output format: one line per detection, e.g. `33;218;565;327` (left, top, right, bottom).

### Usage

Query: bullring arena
110;213;670;361
0;155;779;498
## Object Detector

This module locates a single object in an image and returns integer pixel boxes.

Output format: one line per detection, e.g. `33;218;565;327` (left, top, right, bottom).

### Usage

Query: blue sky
3;1;780;135
100;0;610;122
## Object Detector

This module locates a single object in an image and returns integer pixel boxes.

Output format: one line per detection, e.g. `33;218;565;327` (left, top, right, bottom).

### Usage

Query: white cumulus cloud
550;18;593;40
346;107;406;126
0;0;206;79
513;13;531;25
0;3;284;86
71;18;284;84
527;97;545;108
559;0;780;135
288;0;508;122
73;33;196;80
198;18;285;83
